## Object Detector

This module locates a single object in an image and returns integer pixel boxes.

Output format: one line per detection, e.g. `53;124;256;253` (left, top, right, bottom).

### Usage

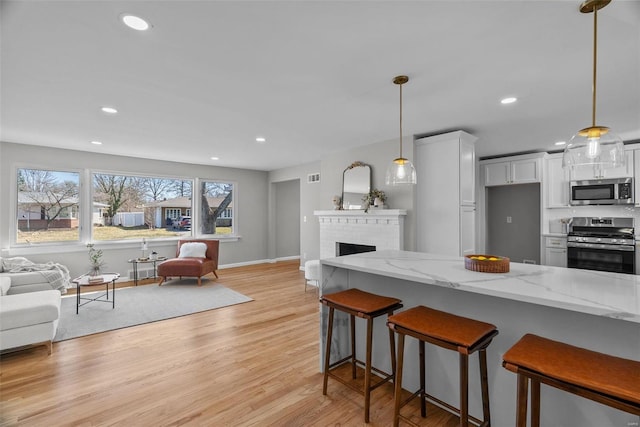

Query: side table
73;273;120;314
127;257;167;286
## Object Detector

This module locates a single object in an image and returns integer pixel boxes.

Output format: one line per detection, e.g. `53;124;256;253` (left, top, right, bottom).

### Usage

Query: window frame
12;164;83;248
197;178;236;237
9;164;240;252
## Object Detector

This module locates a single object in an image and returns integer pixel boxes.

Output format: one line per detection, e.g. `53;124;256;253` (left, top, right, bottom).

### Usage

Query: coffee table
73;273;120;314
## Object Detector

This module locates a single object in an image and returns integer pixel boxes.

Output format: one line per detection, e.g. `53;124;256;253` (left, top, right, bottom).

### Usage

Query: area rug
54;280;253;342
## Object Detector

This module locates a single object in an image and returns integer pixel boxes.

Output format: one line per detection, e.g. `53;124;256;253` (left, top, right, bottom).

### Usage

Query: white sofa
0;256;70;294
0;276;61;354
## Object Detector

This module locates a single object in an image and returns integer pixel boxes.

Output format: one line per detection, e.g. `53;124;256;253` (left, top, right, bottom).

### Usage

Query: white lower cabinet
544;236;567;268
460;206;476;256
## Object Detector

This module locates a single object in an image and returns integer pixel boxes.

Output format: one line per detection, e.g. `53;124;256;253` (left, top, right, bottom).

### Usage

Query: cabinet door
483;162;510;186
570;151;633;180
545;247;567;268
511;158;540;184
546;156;569;208
459;139;476;205
601;151;634;178
570;164;599;181
460;206;476;256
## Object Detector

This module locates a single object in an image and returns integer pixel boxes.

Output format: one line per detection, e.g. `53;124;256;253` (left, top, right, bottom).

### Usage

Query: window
199;180;234;235
92;173;193;241
16;168;80;244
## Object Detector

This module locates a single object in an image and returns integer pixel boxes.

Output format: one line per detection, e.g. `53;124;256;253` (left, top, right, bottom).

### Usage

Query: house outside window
92;173;193;241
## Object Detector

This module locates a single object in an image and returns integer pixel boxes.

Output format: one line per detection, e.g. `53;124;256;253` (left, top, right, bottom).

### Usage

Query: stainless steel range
567;217;635;274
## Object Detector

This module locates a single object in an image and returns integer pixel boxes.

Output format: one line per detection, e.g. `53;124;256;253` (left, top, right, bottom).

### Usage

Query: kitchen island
320;250;639;427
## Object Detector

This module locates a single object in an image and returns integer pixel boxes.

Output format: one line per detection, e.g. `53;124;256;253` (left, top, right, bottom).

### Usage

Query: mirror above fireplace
342;161;371;210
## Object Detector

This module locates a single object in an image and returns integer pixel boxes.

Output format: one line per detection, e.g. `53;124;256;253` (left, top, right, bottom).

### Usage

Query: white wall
0;141;269;278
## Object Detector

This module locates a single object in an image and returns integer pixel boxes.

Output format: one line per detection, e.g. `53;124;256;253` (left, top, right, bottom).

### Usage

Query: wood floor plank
0;260;459;426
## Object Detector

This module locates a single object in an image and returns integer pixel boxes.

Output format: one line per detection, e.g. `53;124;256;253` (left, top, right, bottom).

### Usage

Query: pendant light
563;0;624;170
385;75;417;185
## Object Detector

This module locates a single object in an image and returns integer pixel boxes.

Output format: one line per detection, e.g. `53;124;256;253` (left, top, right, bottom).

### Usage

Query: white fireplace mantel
314;209;407;259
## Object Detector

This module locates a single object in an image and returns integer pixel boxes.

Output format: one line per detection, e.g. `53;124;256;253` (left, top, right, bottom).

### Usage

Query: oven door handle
567;242;636;251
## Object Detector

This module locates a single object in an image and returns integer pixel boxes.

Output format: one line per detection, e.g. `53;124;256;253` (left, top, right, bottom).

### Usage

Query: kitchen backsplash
546;205;640;236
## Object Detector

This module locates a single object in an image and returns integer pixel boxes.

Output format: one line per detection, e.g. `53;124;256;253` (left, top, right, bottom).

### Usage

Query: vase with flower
86;243;105;278
362;189;387;212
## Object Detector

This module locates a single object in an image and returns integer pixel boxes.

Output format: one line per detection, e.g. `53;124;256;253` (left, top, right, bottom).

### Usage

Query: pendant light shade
386;75;417;185
563;0;625;170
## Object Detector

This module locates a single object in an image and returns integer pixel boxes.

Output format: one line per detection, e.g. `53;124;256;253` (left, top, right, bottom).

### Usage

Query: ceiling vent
307;173;320;183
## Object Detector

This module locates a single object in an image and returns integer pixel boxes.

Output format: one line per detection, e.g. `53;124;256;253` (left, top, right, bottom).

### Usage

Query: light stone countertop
321;250;640;323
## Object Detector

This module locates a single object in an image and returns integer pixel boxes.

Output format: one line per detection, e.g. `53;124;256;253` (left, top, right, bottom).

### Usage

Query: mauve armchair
157;239;219;286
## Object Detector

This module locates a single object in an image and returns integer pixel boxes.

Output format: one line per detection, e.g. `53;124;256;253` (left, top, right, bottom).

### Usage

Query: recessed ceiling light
121;14;150;31
91;141;103;145
210;157;219;160
555;141;567;146
256;137;266;143
101;106;118;114
500;97;517;104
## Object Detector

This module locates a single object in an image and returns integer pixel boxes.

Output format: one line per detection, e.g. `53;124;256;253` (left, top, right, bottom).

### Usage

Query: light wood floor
0;260;459;426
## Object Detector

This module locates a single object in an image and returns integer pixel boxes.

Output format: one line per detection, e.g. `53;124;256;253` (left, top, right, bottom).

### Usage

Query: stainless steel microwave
570;177;633;205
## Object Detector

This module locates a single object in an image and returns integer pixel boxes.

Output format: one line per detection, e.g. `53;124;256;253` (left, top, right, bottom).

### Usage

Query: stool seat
387;305;497;352
503;333;640;422
388;305;498;427
321;288;402;315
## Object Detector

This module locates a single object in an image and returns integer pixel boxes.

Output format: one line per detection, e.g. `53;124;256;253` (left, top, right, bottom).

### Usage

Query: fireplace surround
314;209;407;259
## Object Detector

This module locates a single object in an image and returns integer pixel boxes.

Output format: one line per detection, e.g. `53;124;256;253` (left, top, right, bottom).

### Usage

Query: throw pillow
178;242;208;258
0;277;11;296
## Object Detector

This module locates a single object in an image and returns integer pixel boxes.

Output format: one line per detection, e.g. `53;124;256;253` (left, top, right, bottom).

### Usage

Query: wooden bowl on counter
464;254;510;273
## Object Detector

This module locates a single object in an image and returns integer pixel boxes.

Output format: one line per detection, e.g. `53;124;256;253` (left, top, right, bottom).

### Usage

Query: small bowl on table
464;254;510;273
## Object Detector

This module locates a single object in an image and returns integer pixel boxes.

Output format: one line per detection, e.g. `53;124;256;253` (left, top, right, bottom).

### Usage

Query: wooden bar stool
320;288;403;423
387;305;498;427
502;334;640;427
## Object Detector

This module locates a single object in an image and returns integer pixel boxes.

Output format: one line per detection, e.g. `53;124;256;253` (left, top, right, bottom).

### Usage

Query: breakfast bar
319;250;640;427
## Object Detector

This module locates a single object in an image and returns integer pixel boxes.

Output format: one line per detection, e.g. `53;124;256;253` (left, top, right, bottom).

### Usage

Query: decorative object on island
563;0;624;171
464;254;510;273
385;75;416;185
86;243;105;280
362;189;386;212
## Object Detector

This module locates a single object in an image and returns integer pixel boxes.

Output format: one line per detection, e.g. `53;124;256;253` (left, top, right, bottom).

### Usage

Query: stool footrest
397;388;486;427
326;357;394;395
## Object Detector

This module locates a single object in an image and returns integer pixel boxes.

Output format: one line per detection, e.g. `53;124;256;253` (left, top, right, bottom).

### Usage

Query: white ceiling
2;0;639;172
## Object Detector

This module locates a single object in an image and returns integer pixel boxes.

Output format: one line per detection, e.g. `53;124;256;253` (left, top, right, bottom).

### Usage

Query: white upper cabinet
415;131;478;257
459;138;476;205
482;155;541;186
545;154;570;208
569;150;633;181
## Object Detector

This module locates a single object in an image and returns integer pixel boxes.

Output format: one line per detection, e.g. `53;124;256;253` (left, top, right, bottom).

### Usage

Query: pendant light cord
592;5;598;127
399;81;403;159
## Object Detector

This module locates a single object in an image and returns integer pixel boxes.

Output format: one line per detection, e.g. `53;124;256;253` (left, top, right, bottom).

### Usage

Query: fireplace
337;242;376;257
314;209;407;259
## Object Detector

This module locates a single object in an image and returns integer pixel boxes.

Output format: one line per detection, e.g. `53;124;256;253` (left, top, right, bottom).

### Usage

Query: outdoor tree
171;180;192;198
200;182;232;234
18;169;57;192
144;178;173;201
17;169;79;230
93;174;128;226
